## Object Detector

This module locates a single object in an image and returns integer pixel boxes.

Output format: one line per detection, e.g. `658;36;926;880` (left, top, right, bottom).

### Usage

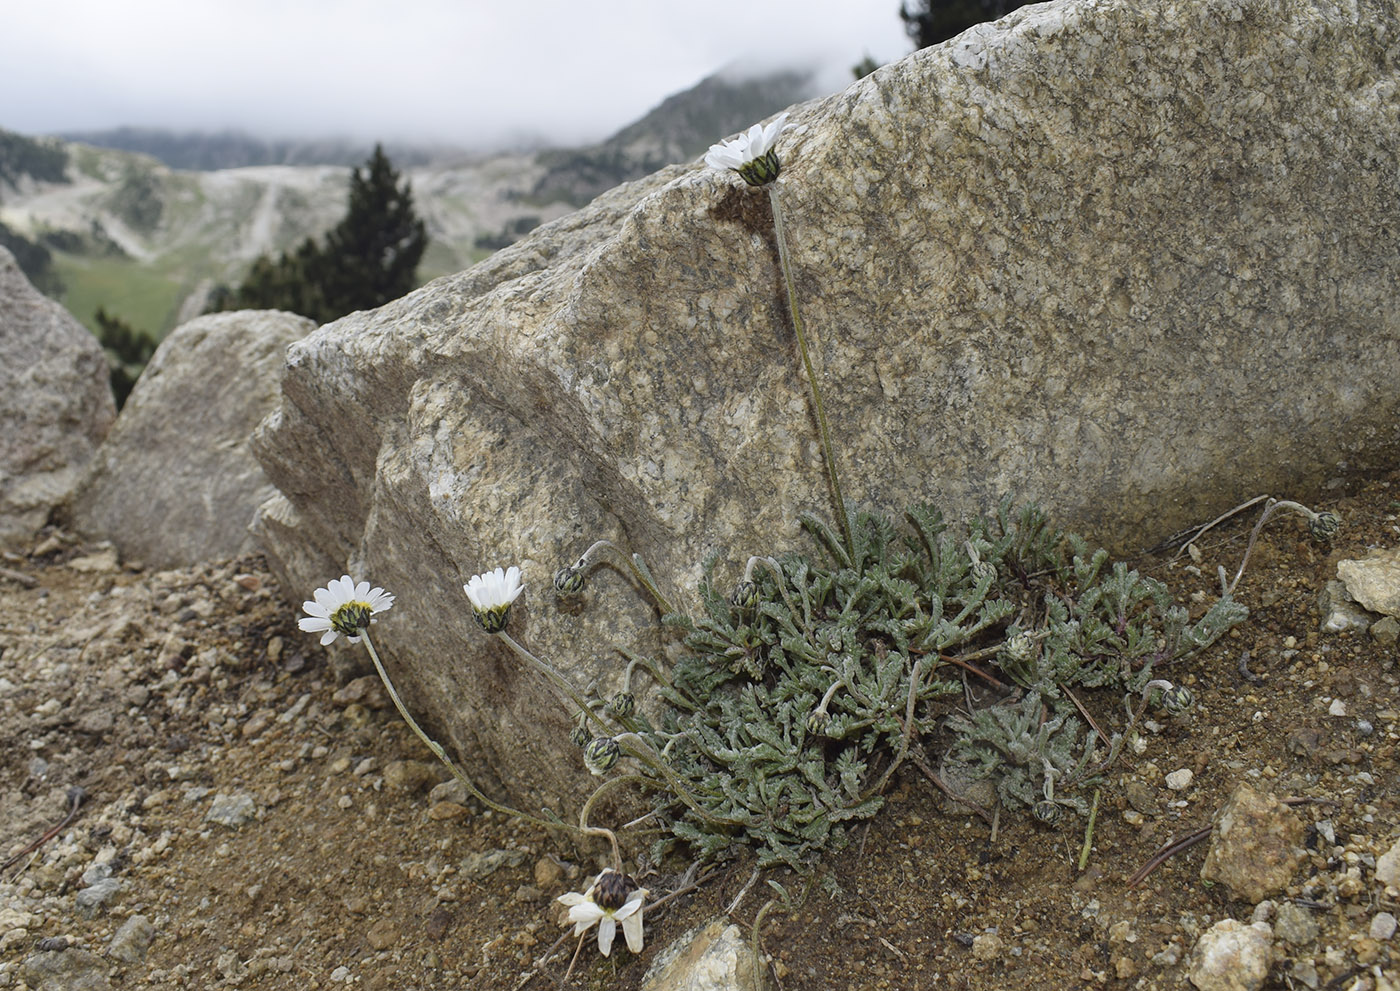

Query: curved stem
768;183;854;560
495;632;613;738
359;631;577;835
575;539;677;616
613;732;748;828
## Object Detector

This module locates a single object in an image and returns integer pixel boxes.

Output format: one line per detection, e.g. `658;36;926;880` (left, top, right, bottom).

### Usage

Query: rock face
0;245;115;547
1337;547;1400;618
73;311;312;567
253;0;1400;807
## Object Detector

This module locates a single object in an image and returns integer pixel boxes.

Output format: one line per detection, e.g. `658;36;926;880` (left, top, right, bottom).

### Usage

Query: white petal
301;600;330;618
622;908;645;953
597;916;616;956
556;891;587;907
567;901;604;927
319;629;339;646
298;616;331;633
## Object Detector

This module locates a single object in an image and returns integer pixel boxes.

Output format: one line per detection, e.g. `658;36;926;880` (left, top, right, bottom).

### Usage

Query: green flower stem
612;732;748;828
495;631;613;738
359;631;571;835
620;647;675;693
768;184;854;561
574;539;677;616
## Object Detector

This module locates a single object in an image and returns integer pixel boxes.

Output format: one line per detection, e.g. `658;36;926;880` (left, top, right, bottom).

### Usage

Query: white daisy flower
557;870;649;956
704;112;790;185
463;565;524;633
298;575;395;646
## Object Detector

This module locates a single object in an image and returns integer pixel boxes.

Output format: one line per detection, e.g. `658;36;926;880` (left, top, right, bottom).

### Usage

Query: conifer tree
899;0;1031;49
211;144;426;324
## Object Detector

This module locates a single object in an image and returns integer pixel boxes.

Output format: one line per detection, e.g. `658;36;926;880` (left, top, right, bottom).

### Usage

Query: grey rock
1318;580;1372;635
1373;616;1400;647
1372;911;1398;941
205;792;259;828
252;0;1400;806
1337;547;1400;619
642;919;761;991
74;878;123;918
1187;919;1272;991
382;759;441;793
1200;784;1304;903
71;310;313;568
1378;838;1400;890
459;848;526;879
106;914;155;964
20;947;112;991
1273;902;1319;946
0;245;115;549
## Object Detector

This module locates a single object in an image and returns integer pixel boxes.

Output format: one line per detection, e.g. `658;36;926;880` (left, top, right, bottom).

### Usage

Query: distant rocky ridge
0;66;830;337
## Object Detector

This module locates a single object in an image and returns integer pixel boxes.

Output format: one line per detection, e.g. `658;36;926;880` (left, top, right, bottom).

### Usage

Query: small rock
1273;902;1319;945
205;792;258;828
459;848;526;879
1371;912;1397;941
1337;547;1400;617
971;932;1003;961
1328;698;1347;717
106;914;155;963
67;547;120;573
366;918;399;951
1372;616;1400;647
21;947;112;991
534;856;565;889
75;878;123;918
427;801;469;821
1188;919;1272;991
1377;839;1400;891
383;760;439;794
1319;580;1372;633
1200;784;1305;902
330;965;351;981
641;919;761;991
1165;769;1194;791
428;779;469;806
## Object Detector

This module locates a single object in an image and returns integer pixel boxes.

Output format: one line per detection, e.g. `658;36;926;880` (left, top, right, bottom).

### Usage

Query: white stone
1188;919;1272;991
1370;912;1397;941
1166;769;1195;791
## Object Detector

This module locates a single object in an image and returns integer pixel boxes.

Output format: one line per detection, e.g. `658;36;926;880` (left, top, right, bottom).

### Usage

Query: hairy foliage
573;498;1246;869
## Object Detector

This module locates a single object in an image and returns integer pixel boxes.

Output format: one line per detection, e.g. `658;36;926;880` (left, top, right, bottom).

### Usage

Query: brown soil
2;476;1398;991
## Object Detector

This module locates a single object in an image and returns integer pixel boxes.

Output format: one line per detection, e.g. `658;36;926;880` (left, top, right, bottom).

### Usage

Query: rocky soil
1;475;1398;991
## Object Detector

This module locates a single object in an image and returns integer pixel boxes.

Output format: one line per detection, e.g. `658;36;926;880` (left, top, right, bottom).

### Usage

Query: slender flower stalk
494;631;614;738
707;114;855;559
767;183;854;559
554;540;677;616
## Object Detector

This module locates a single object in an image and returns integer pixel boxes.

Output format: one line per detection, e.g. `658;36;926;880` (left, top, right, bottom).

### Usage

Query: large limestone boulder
0;246;115;548
253;0;1400;808
73;311;313;567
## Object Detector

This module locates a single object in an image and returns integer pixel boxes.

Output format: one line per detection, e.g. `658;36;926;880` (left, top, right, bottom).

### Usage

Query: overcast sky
1;0;913;150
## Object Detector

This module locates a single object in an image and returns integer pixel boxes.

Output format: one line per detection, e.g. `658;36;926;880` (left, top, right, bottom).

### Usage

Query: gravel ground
1;474;1398;991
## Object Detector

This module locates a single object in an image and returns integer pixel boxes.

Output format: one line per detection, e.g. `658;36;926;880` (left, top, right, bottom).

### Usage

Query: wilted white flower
557;870;649;956
298;575;395;646
464;565;524;633
704;112;790;186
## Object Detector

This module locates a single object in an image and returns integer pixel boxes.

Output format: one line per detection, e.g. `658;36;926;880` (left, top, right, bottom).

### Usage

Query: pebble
1371;912;1397;941
428;779;469;806
75;878;124;918
205;792;258;828
1376;839;1400;891
21;947;112;991
383;760;440;793
1328;698;1348;717
107;914;156;963
366;919;400;950
1188;919;1272;991
1165;769;1194;791
1372;616;1400;646
534;856;565;889
1199;784;1304;903
460;849;527;879
1273;902;1319;946
330;965;351;981
640;920;762;991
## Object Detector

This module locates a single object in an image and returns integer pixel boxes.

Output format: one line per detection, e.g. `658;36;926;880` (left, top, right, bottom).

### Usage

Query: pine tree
899;0;1031;49
211;144;426;324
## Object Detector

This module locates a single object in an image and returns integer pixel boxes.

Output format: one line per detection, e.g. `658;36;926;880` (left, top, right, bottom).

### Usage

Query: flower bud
569;725;591;749
554;565;586;596
1031;800;1062;825
1159;684;1195;717
1308;511;1341;542
583;736;621;776
607;692;636;719
806;708;831;737
729;580;758;612
737;150;781;187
